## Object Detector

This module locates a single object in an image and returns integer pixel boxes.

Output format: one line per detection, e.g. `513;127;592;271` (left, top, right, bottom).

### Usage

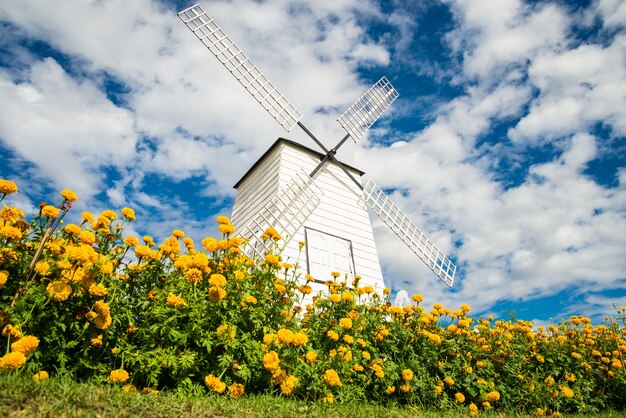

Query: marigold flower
0;270;8;288
412;294;424;303
327;330;339;341
0;225;23;240
47;281;72;301
263;351;280;371
455;392;465;403
123;384;137;393
34;371;49;382
41;205;60;219
571;352;582;360
209;273;227;287
0;179;18;195
64;224;82;236
90;335;103;347
341;292;354;302
292;332;308;347
306;351;318;363
79;230;96;245
2;324;20;339
0;351;26;371
120;207;135;221
61;189;78;202
219;223;235;235
216;215;230;225
208;285;227;301
469;403;478;416
485;391;500;402
323;369;342;387
331;271;340;278
166;293;186;308
245;295;257;305
110;369;129;383
89;283;108;297
101;210;117;220
402;369;414;381
228;382;245;398
11;336;39;356
383;288;391;295
400;383;411;393
329;293;341;303
386;386;395;395
363;285;374;294
444;376;455;386
343;335;354;344
81;211;95;223
185;268;203;284
265;254;280;265
123;236;138;247
217;324;236;340
280;374;298;395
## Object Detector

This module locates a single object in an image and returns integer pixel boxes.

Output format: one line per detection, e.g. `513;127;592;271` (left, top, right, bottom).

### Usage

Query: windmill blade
178;4;302;131
337;77;399;143
362;179;456;287
239;171;323;259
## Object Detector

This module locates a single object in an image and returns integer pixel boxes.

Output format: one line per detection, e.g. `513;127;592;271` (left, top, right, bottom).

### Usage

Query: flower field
0;180;625;416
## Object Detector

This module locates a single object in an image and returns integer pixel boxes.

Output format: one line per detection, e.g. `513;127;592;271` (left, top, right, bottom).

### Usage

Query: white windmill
178;4;457;295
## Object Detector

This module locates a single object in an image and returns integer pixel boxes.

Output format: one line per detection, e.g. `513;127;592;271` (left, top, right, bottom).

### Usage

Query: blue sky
1;0;625;325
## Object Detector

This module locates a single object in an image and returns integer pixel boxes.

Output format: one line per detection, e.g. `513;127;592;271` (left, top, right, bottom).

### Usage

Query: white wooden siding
231;140;385;293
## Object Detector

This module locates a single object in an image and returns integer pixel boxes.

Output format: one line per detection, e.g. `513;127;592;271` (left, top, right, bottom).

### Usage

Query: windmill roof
233;138;365;189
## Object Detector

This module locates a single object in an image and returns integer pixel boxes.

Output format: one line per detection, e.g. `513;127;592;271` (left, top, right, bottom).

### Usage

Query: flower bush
1;179;625;415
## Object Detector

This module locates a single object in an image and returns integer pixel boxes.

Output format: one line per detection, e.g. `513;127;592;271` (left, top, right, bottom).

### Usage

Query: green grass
0;374;624;418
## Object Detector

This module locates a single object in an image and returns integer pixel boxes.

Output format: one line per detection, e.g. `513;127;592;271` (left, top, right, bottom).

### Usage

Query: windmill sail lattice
239;171;323;258
178;4;302;131
337;77;399;142
363;179;456;287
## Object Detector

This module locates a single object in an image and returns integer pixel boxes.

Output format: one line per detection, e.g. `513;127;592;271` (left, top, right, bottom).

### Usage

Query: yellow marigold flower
64;223;82;236
33;261;50;276
383;287;391;295
322;392;334;404
34;370;49;382
276;328;293;344
323;369;342;387
571;352;582;360
263;351;280;371
185;268;203;284
0;179;18;195
216;215;230;225
306;351;318;363
80;211;94;223
468;403;478;416
444;376;455;386
40;205;59;219
485;391;500;402
343;335;354;344
208;285;227;301
217;324;236;340
0;270;7;288
95;313;112;330
292;332;308;347
2;324;20;339
11;336;39;356
375;325;389;341
363;285;374;294
565;373;576;382
0;351;26;371
47;281;72;301
123;384;137;393
166;293;186;308
0;225;23;240
412;294;424;303
123;236;138;247
88;283;107;297
171;229;185;239
327;330;339;341
106;369;128;383
120;207;135;221
61;189;78;202
560;385;574;398
339;318;353;329
402;369;414;381
386;386;396;394
341;291;354;302
264;254;280;265
90;335;103;347
327;293;340;303
455;392;465;403
209;273;226;287
219;223;235;235
280;374;298;395
135;245;152;259
228;383;245;399
435;385;443;394
101;210;117;220
331;271;340;278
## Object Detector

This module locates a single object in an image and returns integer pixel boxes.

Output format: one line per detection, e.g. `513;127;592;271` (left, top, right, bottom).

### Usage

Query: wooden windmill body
231;138;384;291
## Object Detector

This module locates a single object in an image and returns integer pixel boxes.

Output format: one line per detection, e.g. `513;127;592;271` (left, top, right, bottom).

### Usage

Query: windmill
178;4;457;294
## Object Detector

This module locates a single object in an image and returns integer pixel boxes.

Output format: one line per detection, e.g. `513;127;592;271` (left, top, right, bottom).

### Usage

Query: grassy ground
0;374;624;418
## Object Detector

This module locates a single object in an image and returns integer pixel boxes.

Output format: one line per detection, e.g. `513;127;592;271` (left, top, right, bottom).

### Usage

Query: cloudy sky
1;0;625;323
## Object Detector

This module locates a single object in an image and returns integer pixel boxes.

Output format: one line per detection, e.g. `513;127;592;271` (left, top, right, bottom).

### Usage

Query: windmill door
305;228;355;283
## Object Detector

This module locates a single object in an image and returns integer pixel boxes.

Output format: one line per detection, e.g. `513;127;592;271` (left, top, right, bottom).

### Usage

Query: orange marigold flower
121;207;135;221
61;189;78;202
386;386;395;395
110;369;129;383
216;215;230;225
185;268;203;284
11;336;39;356
455;392;465;403
89;283;108;297
339;318;353;329
166;293;186;308
485;391;500;402
263;351;280;371
323;369;342;387
327;330;339;341
402;369;414;381
208;286;227;301
444;376;455;386
0;351;26;371
0;179;18;195
209;273;227;287
172;229;185;238
306;351;318;363
47;281;72;301
33;371;49;382
292;332;308;347
123;236;139;247
280;374;298;395
0;225;23;240
101;210;117;220
228;383;245;399
219;223;235;235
